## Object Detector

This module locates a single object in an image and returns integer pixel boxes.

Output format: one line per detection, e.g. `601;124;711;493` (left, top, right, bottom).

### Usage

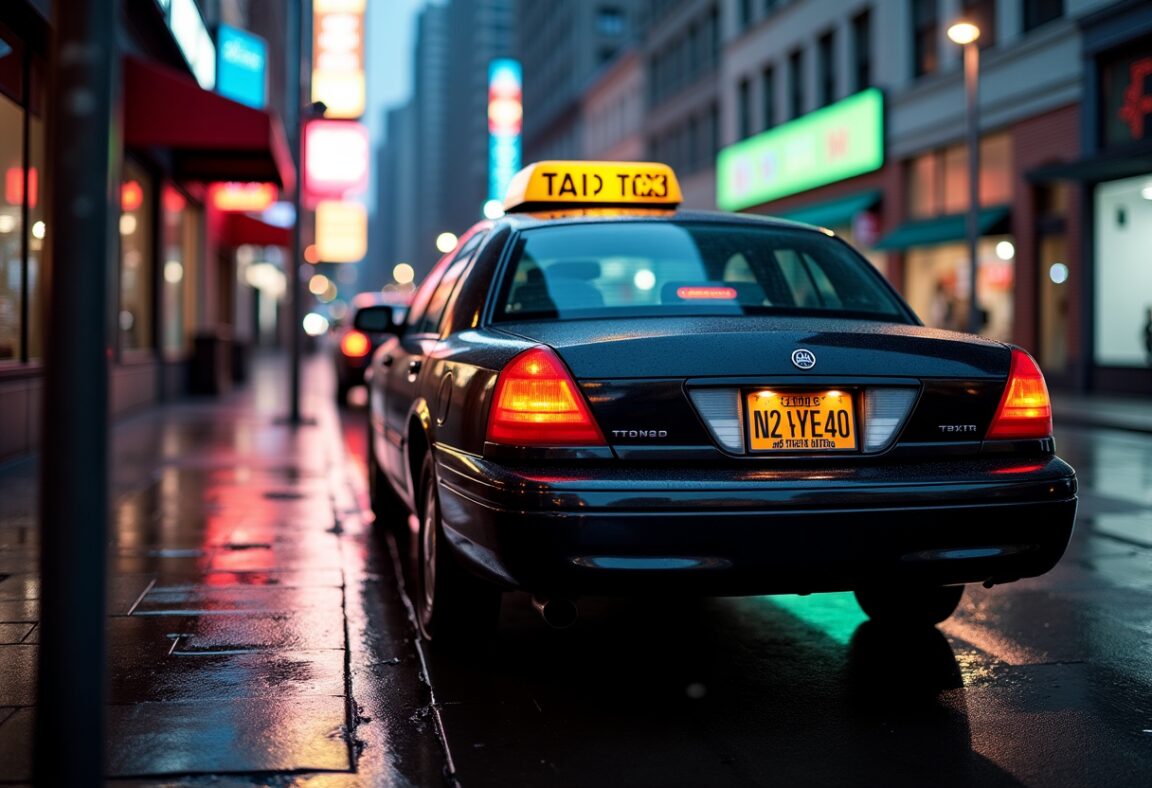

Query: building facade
0;0;295;461
717;0;1131;393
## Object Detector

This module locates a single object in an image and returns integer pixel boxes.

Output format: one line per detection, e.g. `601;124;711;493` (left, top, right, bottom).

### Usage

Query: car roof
494;208;834;236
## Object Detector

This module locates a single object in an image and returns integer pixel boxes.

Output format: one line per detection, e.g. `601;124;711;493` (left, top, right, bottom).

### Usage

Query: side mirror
354;305;405;335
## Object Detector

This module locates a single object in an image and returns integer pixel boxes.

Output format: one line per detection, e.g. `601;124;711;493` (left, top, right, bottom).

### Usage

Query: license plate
746;389;857;452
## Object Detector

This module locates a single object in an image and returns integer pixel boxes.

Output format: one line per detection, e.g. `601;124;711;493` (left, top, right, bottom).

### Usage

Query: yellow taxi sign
503;161;682;212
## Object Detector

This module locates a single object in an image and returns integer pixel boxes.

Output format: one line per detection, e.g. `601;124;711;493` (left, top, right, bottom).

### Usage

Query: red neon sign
1119;57;1152;140
208;182;277;212
5;167;38;208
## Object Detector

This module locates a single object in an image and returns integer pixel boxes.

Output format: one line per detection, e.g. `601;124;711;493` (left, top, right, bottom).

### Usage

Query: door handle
408;359;423;374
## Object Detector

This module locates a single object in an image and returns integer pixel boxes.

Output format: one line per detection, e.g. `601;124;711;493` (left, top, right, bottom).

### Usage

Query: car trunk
494;316;1012;459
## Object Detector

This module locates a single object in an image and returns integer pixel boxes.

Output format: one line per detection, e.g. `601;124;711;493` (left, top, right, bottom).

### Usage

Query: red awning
123;56;296;191
220;213;292;248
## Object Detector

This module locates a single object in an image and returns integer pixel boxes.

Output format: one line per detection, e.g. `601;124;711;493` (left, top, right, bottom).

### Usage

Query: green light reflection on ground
762;592;868;646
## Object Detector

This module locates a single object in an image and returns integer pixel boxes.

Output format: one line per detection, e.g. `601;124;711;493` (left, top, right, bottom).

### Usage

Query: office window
817;29;836;107
852;9;872;91
962;0;996;48
761;64;776;130
739;0;753;29
1022;0;1062;32
597;7;625;36
738;76;752;139
911;0;938;78
788;48;804;119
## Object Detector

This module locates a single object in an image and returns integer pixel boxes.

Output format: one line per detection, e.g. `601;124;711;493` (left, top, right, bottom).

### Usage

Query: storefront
715;88;889;275
0;0;294;460
1030;0;1152;394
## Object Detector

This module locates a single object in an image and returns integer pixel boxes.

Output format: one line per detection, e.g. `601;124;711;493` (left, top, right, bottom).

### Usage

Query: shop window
906;154;939;219
119;161;154;353
1094;175;1152;367
1022;0;1062;33
0;92;24;362
161;186;199;356
911;0;938;78
942;144;969;215
597;7;625;37
979;133;1012;205
26;112;45;359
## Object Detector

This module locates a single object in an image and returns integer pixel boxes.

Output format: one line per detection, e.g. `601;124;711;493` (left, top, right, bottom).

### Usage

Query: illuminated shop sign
303;120;370;206
315;200;367;262
216;24;267;109
717;88;884;212
209;182;278;212
312;0;366;119
167;0;216;90
488;59;522;202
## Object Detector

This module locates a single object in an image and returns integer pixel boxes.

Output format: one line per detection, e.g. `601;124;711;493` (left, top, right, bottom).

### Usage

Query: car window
412;231;487;335
495;222;909;321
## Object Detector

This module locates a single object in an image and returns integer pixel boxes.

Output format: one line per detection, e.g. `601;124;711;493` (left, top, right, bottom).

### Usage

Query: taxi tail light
986;349;1052;440
340;330;371;358
486;346;606;446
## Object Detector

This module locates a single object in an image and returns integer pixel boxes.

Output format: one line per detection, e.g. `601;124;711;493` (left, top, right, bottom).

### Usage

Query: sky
361;0;430;211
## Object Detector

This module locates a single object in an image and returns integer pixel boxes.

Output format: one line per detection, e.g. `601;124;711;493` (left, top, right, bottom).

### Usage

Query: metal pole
36;0;116;783
288;0;304;423
965;41;982;334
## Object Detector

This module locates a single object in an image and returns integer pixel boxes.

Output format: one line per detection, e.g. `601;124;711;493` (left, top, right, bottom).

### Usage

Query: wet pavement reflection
338;403;1152;788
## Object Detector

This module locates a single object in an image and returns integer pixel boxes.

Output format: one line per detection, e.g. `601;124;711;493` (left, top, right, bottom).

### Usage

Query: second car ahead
359;160;1077;646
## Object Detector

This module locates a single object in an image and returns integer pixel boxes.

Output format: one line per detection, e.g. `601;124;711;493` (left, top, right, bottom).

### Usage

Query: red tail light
986;349;1052;440
340;330;371;358
486;346;606;446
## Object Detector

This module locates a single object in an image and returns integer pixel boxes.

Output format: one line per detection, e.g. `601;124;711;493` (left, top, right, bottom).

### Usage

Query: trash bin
190;329;233;395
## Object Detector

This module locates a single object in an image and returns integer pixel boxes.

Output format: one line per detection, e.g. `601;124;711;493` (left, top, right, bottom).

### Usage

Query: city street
341;397;1152;788
1;354;1150;785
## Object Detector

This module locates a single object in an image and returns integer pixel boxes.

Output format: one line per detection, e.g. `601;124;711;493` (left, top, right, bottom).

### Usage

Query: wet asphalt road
340;402;1152;788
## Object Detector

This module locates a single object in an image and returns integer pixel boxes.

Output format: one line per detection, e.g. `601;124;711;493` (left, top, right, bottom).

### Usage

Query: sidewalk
0;354;443;785
1051;391;1152;435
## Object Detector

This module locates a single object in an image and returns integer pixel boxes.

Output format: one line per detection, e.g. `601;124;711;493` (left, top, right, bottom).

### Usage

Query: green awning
775;189;881;227
874;206;1010;250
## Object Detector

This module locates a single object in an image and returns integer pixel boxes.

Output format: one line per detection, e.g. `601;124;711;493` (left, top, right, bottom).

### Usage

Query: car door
380;229;489;495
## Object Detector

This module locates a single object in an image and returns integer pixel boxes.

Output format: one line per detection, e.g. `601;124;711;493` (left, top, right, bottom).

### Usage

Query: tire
366;417;408;532
854;585;964;626
416;454;501;646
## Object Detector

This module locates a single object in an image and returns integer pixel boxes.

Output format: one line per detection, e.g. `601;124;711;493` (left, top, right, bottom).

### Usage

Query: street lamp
947;20;982;334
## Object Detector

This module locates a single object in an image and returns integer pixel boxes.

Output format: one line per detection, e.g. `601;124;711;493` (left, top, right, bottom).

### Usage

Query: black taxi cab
358;161;1077;644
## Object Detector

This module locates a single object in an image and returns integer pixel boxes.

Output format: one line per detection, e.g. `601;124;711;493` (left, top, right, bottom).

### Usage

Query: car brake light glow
986;349;1052;440
340;330;371;358
486;346;606;446
676;286;738;300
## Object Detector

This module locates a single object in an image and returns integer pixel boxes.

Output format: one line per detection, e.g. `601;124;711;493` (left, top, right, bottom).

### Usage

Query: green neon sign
717;88;884;212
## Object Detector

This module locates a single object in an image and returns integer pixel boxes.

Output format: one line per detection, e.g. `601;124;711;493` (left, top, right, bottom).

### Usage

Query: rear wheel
854;585;964;626
416;454;501;646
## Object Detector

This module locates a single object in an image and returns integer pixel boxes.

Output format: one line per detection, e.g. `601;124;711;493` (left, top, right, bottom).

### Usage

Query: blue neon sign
488;59;522;202
217;24;267;109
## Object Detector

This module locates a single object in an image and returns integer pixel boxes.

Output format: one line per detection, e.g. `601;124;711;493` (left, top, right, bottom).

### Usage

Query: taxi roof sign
503;161;682;212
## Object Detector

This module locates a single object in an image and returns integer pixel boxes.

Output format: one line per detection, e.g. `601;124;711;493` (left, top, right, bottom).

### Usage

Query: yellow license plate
746;390;857;452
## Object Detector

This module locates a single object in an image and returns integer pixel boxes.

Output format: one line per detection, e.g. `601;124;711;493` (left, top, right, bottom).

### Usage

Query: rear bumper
432;447;1077;596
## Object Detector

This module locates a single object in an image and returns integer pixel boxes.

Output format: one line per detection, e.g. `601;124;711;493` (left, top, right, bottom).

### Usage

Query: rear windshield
494;221;910;322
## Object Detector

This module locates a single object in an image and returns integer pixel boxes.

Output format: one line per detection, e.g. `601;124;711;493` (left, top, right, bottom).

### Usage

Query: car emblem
791;349;816;370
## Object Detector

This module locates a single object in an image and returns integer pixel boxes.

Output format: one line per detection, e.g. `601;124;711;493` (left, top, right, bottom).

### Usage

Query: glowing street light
392;263;415;285
948;20;983;334
436;232;458;254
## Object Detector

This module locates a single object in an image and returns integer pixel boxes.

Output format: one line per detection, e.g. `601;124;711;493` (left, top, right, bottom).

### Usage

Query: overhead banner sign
217;24;268;109
168;0;216;90
315;200;367;262
716;87;884;212
488;59;522;202
312;0;366;119
303;119;370;206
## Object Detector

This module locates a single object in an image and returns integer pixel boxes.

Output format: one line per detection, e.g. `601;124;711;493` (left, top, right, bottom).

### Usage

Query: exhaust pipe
532;595;578;629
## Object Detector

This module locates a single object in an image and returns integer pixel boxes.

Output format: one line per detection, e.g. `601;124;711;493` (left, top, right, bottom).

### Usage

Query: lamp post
948;20;982;334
